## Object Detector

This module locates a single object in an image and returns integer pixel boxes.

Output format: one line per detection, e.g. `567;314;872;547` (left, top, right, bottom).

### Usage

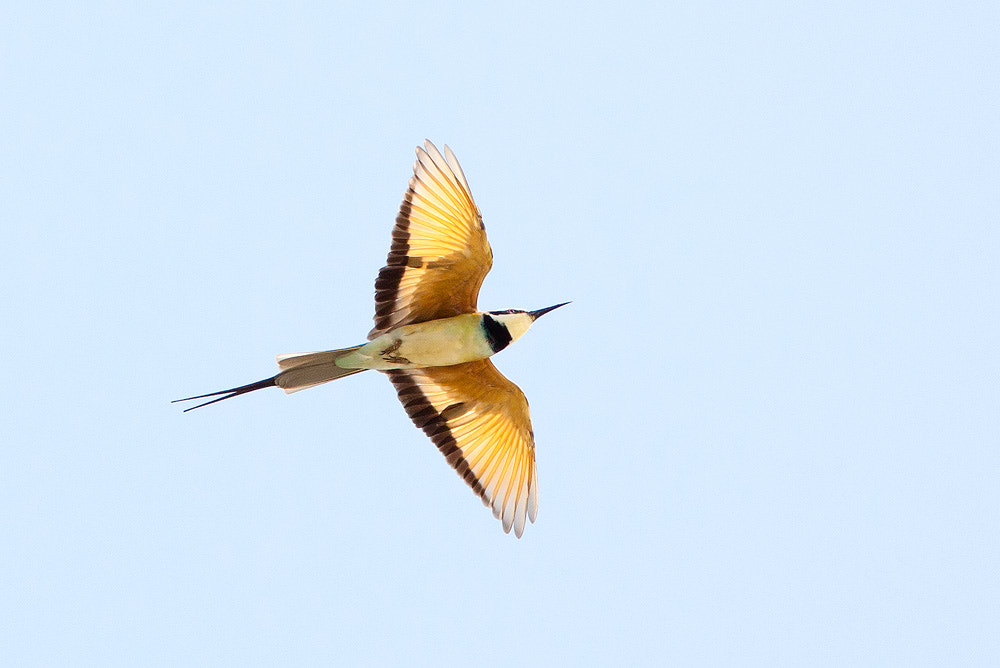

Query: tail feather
174;345;366;410
273;346;365;393
171;376;279;412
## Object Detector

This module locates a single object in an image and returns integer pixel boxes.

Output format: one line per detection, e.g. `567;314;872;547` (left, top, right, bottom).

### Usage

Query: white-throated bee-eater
175;140;567;538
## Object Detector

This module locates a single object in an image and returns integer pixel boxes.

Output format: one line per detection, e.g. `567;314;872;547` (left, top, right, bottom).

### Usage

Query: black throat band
482;314;513;353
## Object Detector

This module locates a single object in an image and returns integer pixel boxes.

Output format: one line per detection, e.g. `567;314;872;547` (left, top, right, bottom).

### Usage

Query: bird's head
487;302;570;343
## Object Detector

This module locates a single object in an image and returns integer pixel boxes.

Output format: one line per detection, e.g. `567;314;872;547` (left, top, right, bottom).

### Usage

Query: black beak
528;302;570;321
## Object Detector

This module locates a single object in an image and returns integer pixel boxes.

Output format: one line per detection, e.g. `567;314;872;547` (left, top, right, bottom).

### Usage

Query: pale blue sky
2;2;998;665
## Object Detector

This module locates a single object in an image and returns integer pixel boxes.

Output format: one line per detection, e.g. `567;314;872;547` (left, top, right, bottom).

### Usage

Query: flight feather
385;359;538;537
370;141;493;339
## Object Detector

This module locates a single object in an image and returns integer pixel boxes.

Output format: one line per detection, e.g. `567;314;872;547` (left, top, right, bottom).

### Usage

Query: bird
174;140;567;537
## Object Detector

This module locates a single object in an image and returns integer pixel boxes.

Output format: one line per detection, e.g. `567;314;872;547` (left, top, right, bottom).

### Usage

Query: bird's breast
348;314;494;370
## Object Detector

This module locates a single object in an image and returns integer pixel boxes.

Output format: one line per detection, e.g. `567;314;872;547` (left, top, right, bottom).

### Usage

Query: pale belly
337;314;493;370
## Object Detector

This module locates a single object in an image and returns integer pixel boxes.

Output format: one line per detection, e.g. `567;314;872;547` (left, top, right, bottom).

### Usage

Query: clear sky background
2;2;997;666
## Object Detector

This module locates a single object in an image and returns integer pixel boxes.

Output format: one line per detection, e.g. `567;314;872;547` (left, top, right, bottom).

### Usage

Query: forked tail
173;345;365;412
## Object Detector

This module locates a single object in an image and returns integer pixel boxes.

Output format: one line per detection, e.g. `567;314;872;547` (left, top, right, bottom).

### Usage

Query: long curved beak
528;302;570;321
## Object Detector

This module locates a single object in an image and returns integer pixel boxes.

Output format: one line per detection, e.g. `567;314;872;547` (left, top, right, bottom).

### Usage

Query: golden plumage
371;142;493;339
374;142;538;537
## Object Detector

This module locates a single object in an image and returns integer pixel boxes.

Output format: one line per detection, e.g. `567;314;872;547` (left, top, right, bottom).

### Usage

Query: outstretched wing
370;141;493;340
385;360;538;537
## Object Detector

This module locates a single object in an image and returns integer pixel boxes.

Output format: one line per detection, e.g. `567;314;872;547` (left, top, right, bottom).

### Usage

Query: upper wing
385;360;538;537
370;141;493;340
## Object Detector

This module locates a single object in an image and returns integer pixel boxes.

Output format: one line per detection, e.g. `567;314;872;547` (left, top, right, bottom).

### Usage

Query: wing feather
385;360;538;537
370;141;492;339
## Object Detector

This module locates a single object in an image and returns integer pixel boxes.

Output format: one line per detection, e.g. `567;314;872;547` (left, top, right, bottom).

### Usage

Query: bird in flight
175;140;567;537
